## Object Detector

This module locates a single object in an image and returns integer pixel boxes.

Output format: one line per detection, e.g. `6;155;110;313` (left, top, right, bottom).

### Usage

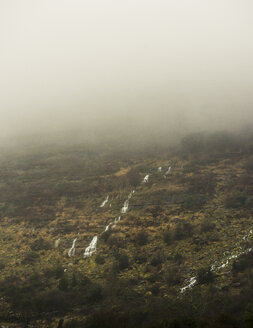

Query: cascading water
54;238;61;248
100;195;109;207
84;236;98;258
143;175;149;183
68;238;77;257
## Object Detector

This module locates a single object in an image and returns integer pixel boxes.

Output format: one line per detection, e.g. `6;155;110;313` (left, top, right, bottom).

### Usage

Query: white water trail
165;166;171;175
84;236;98;258
143;175;149;183
100;195;109;207
68;238;77;257
121;190;135;213
180;277;197;293
121;199;129;213
114;216;121;224
181;229;253;293
54;238;61;248
104;222;113;233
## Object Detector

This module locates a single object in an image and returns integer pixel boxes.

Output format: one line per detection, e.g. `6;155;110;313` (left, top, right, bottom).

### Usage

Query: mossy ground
0;133;253;327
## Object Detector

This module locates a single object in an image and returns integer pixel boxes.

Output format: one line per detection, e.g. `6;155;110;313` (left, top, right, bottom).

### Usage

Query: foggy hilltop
1;2;253;328
1;0;253;147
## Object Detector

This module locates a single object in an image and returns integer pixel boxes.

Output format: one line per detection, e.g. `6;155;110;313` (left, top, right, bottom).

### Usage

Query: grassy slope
0;136;253;327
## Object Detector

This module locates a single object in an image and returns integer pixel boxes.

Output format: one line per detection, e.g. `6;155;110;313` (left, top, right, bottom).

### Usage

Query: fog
1;0;253;144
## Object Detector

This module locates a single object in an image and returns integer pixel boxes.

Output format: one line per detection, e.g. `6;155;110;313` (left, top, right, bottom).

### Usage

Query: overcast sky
1;0;253;140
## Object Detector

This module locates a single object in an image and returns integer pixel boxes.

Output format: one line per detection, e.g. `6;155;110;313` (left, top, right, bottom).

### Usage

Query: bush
87;284;103;303
135;231;149;246
163;228;173;245
150;252;164;267
232;251;253;275
30;237;51;251
33;290;70;312
225;191;247;208
22;251;39;264
44;264;64;279
200;219;215;233
174;222;193;240
173;253;184;264
117;253;130;271
196;267;214;284
95;254;105;265
183;194;207;210
58;277;68;291
0;261;5;270
165;268;183;286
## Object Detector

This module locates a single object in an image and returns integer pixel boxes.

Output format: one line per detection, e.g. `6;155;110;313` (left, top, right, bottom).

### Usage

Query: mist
1;0;253;144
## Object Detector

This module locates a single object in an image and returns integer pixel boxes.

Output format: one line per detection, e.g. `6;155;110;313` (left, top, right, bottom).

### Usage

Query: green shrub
196;267;214;284
150;252;164;267
225;191;247;208
118;254;130;271
173;253;184;264
30;237;51;251
200;219;215;233
174;222;193;240
44;264;64;279
58;276;68;291
163;230;173;245
22;251;39;264
135;231;149;246
87;284;103;303
95;254;105;265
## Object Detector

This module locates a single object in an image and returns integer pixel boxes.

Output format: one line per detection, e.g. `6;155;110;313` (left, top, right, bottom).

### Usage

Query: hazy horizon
1;0;253;142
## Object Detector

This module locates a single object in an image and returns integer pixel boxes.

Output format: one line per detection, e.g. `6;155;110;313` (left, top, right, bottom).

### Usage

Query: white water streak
180;277;197;293
54;238;61;248
143;175;149;183
100;195;109;207
84;236;98;258
68;238;77;257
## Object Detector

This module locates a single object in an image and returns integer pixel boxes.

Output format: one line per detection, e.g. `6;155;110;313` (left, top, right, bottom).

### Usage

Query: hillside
0;132;253;328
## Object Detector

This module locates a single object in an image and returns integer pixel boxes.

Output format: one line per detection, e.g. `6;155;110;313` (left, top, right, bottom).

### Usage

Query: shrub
30;237;51;251
196;267;214;284
135;231;149;246
173;253;184;264
150;252;164;267
22;251;39;264
87;284;103;303
163;228;173;245
165;268;183;286
33;290;70;312
200;219;215;233
118;253;130;271
174;222;193;240
225;191;247;208
58;277;68;291
232;251;253;275
95;254;105;265
44;264;64;279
